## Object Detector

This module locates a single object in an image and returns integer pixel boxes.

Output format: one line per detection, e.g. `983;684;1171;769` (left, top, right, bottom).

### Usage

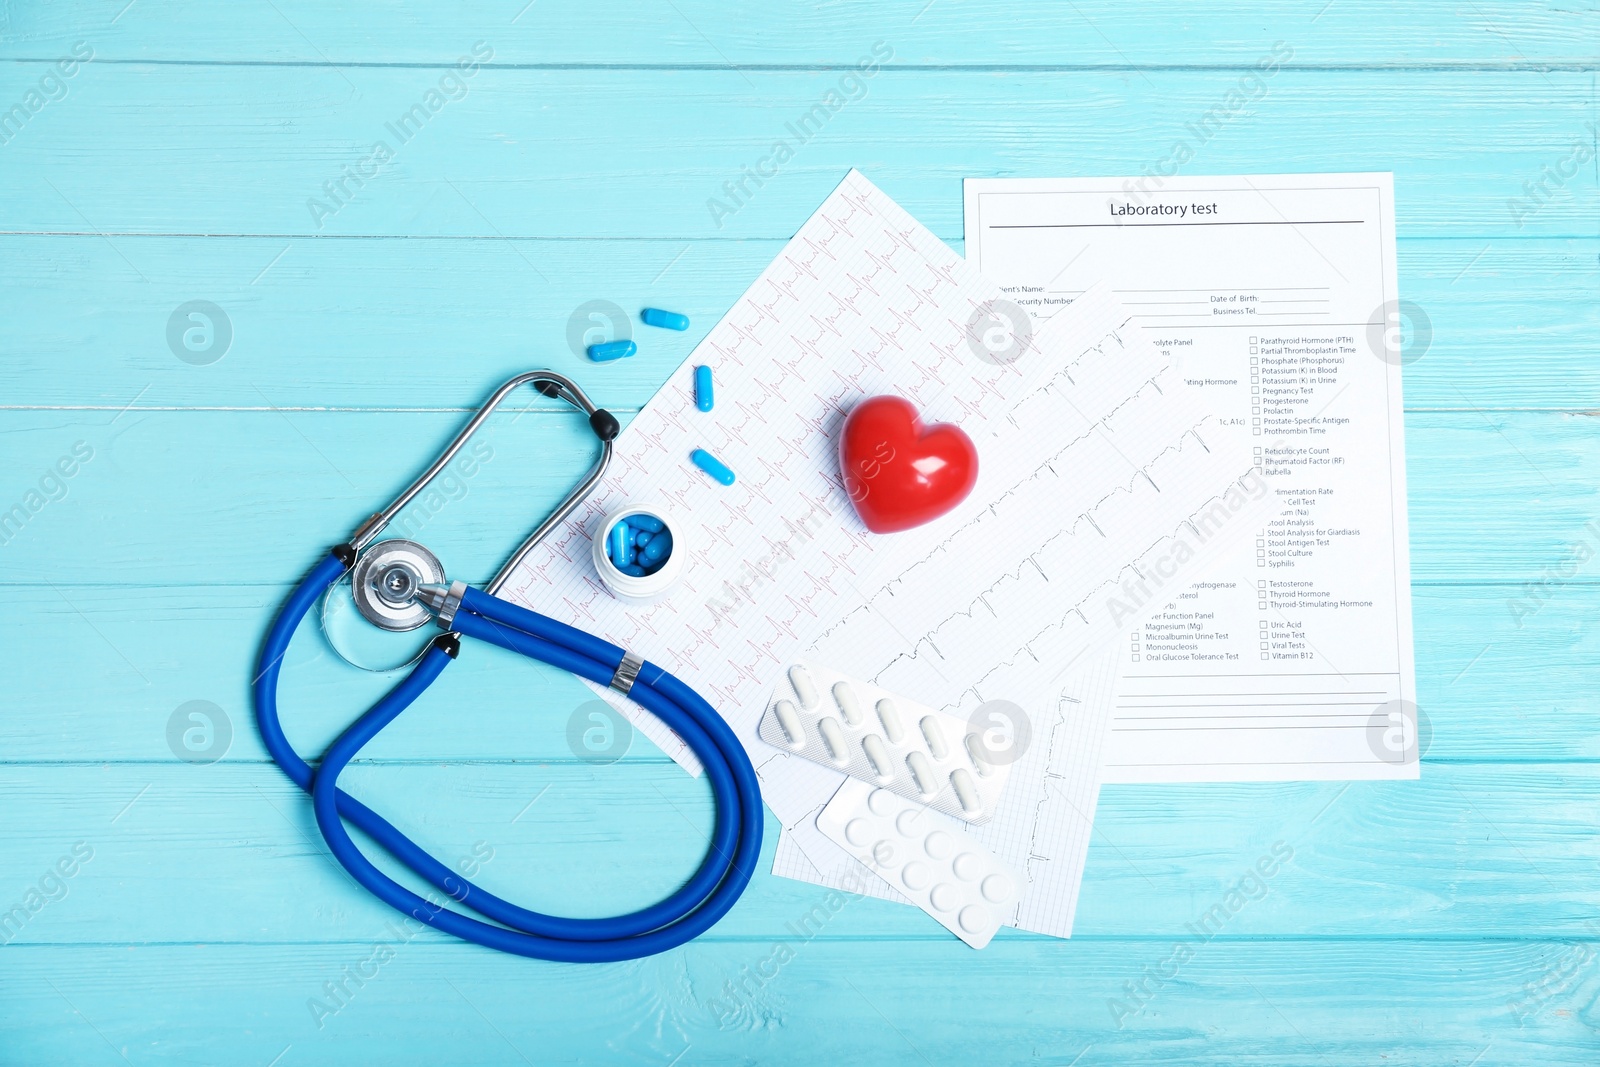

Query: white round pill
844;818;871;846
924;831;953;860
951;852;982;881
959;905;992;936
868;788;898;816
895;810;923;838
981;872;1014;903
929;883;960;912
902;862;931;891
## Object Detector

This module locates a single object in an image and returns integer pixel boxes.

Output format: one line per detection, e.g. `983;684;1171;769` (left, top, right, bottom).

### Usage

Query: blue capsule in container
609;521;634;566
641;530;673;566
593;508;681;601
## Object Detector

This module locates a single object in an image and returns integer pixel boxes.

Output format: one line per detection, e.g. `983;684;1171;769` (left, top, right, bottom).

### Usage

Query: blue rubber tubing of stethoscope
254;549;764;962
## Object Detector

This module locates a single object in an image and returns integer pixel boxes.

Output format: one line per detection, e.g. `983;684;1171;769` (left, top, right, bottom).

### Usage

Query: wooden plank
0;581;1592;764
0;409;1591;587
2;235;1595;411
0;938;1595;1064
3;1;1596;66
0;763;1595;943
0;68;1593;238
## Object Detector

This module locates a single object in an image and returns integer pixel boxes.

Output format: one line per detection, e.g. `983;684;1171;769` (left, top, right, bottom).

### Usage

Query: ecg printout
499;172;1279;936
966;174;1418;783
771;333;1284;935
503;169;1096;772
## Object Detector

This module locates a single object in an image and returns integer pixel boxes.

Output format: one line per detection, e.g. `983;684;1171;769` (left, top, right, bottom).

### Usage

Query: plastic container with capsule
591;504;684;603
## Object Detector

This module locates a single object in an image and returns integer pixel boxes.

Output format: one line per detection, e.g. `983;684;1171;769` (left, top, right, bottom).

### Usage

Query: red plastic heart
838;395;979;534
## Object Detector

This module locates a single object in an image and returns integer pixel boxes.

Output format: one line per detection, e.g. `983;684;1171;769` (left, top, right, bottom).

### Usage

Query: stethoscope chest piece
350;539;445;632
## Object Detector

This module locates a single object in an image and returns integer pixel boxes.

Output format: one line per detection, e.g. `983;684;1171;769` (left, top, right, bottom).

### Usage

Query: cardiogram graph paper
502;170;1279;936
502;169;1073;755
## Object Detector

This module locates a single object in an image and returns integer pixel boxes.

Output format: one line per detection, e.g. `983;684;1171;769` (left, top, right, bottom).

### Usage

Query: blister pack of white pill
817;779;1019;949
757;660;1012;824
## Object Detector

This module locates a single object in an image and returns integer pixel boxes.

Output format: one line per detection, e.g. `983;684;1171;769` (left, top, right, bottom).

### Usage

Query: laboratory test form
964;173;1417;782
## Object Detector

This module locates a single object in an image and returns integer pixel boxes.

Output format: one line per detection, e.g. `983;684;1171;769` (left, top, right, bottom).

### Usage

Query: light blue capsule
619;563;647;577
694;365;714;412
641;529;673;564
690;448;735;486
641;307;690;331
630;514;665;533
587;339;637;362
634;529;653;548
609;521;634;567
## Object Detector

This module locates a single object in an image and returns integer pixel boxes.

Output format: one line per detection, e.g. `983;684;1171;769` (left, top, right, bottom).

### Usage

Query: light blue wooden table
2;3;1597;1063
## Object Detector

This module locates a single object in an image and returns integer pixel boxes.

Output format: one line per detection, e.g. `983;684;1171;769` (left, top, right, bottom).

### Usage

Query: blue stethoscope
255;370;763;962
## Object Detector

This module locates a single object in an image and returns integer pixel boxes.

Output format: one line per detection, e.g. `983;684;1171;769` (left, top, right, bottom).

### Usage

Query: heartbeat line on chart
1014;691;1089;924
499;175;1201;747
807;383;1213;649
873;401;1210;599
866;467;1268;701
537;371;1201;712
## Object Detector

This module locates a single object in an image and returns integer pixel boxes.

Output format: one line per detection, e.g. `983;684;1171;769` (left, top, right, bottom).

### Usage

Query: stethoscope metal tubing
346;370;616;596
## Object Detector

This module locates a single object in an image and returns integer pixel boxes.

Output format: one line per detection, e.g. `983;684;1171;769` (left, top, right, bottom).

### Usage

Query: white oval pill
789;665;819;709
965;733;994;777
862;734;893;780
981;873;1014;903
929;884;960;912
818;717;848;764
950;768;981;814
844;818;872;846
773;699;805;748
867;788;898;817
920;716;948;759
876;698;904;744
959;905;992;936
952;852;982;881
833;681;863;726
924;831;953;860
894;809;923;837
902;862;931;891
906;751;937;796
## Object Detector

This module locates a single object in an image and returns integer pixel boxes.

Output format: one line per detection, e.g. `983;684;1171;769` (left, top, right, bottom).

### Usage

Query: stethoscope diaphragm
319;539;443;673
350;539;444;631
